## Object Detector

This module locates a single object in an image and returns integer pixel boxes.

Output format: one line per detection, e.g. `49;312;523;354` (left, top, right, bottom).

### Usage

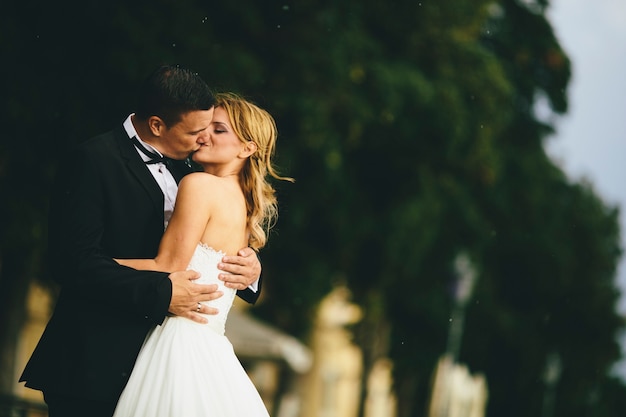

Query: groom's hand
168;270;223;324
218;247;261;290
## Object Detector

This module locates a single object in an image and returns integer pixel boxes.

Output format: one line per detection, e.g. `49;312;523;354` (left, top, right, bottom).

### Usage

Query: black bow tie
132;137;171;166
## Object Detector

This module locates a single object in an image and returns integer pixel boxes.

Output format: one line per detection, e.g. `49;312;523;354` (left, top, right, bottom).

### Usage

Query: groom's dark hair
135;64;215;126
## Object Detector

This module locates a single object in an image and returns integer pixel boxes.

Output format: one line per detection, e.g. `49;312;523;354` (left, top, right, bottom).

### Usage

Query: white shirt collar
123;114;164;158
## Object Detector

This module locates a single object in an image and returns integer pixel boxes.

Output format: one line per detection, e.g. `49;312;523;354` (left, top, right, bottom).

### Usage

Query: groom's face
159;109;214;160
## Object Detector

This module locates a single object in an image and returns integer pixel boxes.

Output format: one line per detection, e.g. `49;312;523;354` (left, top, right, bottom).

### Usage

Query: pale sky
546;0;626;378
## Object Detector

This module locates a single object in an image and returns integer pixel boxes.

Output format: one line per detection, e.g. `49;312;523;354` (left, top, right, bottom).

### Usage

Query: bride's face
192;107;247;167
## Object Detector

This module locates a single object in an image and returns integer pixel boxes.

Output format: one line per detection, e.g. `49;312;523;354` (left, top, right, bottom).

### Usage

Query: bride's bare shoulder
178;172;237;199
179;172;222;189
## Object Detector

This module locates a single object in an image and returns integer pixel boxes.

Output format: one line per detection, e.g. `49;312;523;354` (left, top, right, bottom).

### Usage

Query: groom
20;65;262;417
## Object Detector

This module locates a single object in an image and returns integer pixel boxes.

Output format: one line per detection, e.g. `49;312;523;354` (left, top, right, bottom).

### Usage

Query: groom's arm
50;141;223;324
47;145;173;324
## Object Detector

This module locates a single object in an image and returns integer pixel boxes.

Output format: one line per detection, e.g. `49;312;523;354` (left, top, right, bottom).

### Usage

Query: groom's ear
239;141;257;159
148;116;165;137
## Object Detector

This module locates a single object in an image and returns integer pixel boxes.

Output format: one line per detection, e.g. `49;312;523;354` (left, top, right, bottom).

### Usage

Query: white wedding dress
113;244;270;417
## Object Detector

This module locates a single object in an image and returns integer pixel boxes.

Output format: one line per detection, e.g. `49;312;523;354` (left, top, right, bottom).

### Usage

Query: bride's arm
115;257;162;271
116;174;212;272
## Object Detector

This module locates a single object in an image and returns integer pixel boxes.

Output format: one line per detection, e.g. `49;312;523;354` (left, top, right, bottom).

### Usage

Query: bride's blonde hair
214;92;294;250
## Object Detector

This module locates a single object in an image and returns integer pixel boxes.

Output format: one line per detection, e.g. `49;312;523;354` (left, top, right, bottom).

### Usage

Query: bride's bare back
152;172;249;272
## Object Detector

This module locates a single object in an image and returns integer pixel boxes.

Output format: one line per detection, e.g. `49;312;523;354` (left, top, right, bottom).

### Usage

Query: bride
112;92;293;417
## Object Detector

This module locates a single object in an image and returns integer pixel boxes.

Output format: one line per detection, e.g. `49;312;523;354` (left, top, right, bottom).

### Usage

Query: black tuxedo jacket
20;126;259;402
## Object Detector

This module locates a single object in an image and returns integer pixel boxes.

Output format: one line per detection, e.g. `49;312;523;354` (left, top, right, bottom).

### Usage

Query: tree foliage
1;0;624;416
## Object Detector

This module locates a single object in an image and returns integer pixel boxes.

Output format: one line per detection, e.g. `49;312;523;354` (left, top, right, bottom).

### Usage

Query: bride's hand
218;247;261;290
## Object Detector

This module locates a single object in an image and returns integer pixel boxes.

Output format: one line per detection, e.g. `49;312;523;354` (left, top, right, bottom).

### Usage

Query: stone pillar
301;286;363;417
364;358;397;417
428;355;488;417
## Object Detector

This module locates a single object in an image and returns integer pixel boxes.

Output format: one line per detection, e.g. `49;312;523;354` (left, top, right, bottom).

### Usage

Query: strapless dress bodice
184;243;237;335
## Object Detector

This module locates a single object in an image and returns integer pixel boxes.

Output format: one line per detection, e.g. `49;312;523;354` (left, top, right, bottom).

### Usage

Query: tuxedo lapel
115;129;165;216
168;158;197;184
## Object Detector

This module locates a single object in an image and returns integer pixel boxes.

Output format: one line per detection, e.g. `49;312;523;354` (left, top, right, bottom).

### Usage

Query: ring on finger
196;302;202;312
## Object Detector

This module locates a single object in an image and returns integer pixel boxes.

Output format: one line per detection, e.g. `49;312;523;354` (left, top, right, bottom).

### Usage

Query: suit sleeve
47;146;171;324
237;279;262;304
